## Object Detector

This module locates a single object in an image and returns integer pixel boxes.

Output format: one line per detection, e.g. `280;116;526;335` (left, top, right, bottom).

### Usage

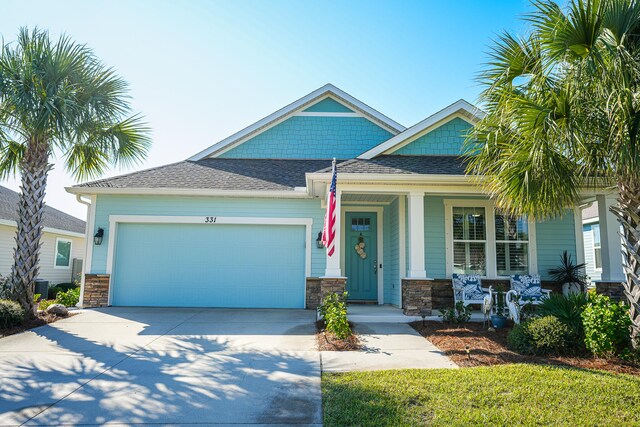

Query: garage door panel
112;223;306;308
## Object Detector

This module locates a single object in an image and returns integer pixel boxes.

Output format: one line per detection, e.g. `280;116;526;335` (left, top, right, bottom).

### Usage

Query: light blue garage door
111;223;306;308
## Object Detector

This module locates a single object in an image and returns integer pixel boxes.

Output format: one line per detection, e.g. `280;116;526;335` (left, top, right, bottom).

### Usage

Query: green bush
38;299;57;311
319;292;352;340
55;287;80;307
507;323;533;354
47;286;62;299
527;315;572;355
48;283;78;299
507;316;574;355
441;301;472;323
582;293;632;358
538;293;588;350
0;299;24;329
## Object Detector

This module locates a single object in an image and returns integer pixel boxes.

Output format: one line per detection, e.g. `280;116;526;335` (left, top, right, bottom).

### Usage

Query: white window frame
451;206;488;276
444;199;537;279
592;223;603;272
54;237;73;269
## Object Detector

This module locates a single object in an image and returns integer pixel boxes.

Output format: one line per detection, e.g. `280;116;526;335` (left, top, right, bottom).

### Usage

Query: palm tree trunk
611;180;640;347
11;141;50;319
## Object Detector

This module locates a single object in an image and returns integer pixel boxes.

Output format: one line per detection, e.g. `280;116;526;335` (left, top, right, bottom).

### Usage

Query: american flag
322;158;337;256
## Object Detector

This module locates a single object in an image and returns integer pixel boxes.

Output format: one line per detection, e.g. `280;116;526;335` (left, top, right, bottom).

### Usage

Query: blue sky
1;0;531;219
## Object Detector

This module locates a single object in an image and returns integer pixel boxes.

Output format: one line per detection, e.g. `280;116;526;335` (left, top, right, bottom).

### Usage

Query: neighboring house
582;202;602;282
0;185;86;285
67;84;620;310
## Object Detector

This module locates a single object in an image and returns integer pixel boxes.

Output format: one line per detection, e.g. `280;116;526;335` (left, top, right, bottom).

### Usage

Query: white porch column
596;193;625;282
324;189;343;277
407;191;427;278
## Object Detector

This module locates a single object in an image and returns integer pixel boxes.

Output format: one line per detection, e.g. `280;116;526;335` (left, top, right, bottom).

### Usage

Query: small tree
468;0;640;344
0;28;150;318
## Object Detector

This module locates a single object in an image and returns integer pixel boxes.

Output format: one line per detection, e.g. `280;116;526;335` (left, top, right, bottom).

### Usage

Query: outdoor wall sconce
94;227;104;246
316;231;324;248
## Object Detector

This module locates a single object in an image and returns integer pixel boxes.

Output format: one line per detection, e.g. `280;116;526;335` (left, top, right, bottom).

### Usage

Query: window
55;238;72;268
452;207;487;275
351;217;371;232
495;213;529;275
592;224;602;270
446;200;537;278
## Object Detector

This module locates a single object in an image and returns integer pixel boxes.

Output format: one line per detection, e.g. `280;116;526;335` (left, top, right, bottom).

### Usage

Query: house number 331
204;216;217;223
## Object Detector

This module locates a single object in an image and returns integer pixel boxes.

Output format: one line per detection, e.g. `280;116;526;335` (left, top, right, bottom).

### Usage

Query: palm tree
0;28;150;318
467;0;640;344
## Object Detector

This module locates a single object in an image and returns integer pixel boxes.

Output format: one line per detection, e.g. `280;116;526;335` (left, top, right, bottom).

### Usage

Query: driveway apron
0;308;321;426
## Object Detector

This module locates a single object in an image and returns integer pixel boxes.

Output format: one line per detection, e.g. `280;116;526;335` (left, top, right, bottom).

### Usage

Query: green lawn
322;365;640;426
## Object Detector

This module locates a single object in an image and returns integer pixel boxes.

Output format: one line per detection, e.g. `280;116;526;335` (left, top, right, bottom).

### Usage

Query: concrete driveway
0;307;321;426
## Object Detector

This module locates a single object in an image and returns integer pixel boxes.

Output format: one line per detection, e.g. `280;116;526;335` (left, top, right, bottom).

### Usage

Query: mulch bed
0;311;76;338
316;320;362;351
411;320;640;376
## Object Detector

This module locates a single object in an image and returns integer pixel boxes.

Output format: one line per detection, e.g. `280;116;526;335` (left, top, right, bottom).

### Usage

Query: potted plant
491;291;508;329
548;251;588;296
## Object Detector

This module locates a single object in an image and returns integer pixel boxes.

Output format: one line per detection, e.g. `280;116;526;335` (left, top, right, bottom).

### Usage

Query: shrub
582;293;632;358
0;299;24;329
538;293;588;330
527;315;572;355
441;301;472;323
507;316;575;356
319;292;352;340
55;287;80;307
48;282;78;299
38;299;57;311
507;323;533;354
48;286;62;299
0;275;13;300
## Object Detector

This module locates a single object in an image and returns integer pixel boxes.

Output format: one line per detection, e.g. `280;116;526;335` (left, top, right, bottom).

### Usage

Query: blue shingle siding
536;212;577;280
392;117;473;156
303;98;354;113
91;195;327;277
219;116;394;159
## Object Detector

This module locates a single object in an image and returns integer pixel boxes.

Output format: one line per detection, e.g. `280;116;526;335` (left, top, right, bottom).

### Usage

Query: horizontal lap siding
425;196;446;278
583;223;601;281
91;195;325;277
384;198;400;306
536;212;577;280
0;225;84;285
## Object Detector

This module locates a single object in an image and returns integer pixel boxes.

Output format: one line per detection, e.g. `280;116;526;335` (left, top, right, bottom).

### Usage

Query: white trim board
340;206;385;305
105;215;314;306
188;84;405;161
358;99;485;159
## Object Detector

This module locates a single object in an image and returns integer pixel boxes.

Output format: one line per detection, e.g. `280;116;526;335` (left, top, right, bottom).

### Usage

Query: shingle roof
0;186;86;234
75;159;335;191
318;155;469;175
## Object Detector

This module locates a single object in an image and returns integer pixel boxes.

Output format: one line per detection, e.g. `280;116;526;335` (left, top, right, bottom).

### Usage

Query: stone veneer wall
595;282;626;302
402;279;433;316
305;277;347;309
83;274;110;308
404;278;561;314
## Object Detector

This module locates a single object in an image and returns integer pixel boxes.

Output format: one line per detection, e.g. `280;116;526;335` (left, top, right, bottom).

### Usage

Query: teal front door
345;212;378;301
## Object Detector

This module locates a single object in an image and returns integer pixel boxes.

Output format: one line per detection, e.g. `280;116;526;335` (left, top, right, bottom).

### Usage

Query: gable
219;115;394;159
303;97;354;113
389;117;473;156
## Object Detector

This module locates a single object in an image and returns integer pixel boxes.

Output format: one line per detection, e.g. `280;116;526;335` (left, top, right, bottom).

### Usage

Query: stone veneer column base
83;274;110;308
305;277;347;309
595;281;626;302
402;279;433;316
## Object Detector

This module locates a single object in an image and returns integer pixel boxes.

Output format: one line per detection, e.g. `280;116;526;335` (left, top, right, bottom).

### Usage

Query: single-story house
67;84;623;312
0;185;86;286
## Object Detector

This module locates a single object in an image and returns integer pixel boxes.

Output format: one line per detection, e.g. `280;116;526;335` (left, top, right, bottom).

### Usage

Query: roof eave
65;186;313;198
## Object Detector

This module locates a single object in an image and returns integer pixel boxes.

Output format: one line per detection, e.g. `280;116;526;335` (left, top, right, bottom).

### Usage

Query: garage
110;222;307;308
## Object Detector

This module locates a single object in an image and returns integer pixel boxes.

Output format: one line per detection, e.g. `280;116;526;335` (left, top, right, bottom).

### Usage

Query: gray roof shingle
76;159;335;191
0;186;86;234
319;155;468;175
73;155;468;193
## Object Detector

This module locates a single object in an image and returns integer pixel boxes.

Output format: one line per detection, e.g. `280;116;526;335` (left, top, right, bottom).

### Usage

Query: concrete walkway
0;308;321;426
321;322;457;372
